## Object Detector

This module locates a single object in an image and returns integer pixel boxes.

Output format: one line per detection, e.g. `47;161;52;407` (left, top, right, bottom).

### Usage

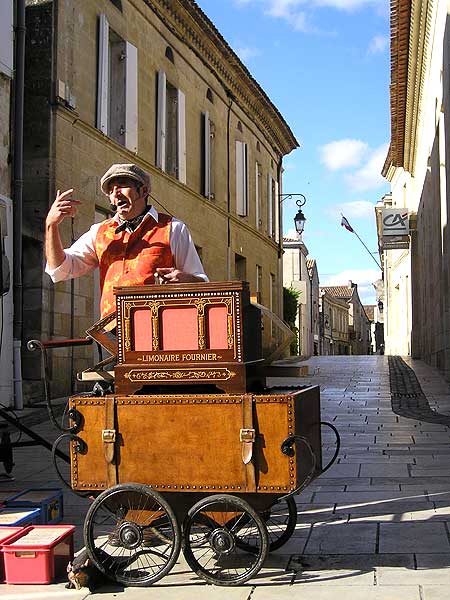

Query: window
255;162;262;230
267;174;279;241
156;70;186;183
236;141;248;216
235;253;246;281
165;46;174;63
256;264;262;303
270;273;276;334
201;111;215;199
97;14;138;151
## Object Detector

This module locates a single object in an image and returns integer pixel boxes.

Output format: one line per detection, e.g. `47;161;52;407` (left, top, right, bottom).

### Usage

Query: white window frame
202;111;211;198
156;70;186;182
236;141;248;217
267;174;273;237
255;162;262;229
97;14;138;151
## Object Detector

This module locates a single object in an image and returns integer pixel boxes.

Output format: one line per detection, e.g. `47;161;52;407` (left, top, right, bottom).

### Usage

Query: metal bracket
102;429;116;443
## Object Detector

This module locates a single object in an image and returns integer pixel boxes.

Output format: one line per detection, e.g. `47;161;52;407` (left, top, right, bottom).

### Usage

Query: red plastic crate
1;525;75;584
0;527;28;583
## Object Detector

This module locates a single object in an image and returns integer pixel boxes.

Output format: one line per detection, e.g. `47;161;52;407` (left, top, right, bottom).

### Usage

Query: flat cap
100;163;151;194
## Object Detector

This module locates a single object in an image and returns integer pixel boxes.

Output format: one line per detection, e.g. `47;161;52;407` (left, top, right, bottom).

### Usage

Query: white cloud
235;45;261;61
368;34;388;55
345;143;389;192
319;139;369;171
284;227;300;240
328;200;376;219
321;268;381;302
234;0;389;31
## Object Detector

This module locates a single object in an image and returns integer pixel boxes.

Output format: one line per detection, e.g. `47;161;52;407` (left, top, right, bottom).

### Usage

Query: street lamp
280;193;307;235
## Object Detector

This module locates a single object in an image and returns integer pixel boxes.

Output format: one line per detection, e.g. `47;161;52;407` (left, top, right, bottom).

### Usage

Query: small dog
66;548;110;591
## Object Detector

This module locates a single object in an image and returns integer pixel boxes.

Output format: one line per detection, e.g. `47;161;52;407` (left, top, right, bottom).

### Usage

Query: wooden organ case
111;281;262;395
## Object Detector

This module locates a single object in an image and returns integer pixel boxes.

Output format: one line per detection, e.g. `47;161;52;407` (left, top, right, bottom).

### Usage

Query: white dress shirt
45;205;208;282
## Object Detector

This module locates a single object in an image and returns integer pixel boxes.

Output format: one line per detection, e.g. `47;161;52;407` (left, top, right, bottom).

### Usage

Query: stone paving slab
379;522;450;553
304;522;377;554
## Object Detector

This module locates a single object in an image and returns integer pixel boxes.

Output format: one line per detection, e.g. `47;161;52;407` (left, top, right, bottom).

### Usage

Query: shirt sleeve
170;219;209;281
45;223;101;282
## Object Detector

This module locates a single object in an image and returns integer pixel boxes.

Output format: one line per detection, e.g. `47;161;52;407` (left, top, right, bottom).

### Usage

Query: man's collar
113;205;159;233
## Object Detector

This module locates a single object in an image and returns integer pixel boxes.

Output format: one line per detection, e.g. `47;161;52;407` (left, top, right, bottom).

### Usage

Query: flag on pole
341;215;354;233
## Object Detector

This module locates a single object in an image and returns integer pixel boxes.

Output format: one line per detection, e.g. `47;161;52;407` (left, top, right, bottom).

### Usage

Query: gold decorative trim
124;367;236;382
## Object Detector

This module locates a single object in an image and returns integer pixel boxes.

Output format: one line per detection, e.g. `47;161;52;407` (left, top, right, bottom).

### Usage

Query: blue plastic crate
0;508;41;526
6;489;63;525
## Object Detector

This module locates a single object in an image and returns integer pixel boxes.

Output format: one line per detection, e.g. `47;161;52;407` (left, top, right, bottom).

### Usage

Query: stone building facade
282;237;316;357
380;0;449;379
320;282;371;355
22;0;297;400
306;258;320;356
319;289;350;355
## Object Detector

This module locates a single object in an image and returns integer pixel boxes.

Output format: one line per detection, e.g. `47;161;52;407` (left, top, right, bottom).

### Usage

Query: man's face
107;177;147;220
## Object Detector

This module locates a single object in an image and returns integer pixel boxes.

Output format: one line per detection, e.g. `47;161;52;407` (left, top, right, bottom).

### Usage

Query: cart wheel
183;494;269;586
236;496;297;553
83;483;181;587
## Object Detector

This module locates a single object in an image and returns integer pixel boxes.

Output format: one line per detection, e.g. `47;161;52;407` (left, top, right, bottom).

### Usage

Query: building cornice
388;0;434;175
141;0;298;157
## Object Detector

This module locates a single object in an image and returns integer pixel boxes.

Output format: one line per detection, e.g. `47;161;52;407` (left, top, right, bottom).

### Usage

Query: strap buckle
102;429;116;443
240;428;255;443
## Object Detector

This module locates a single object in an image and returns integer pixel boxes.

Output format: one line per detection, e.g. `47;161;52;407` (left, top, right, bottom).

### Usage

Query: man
45;163;208;317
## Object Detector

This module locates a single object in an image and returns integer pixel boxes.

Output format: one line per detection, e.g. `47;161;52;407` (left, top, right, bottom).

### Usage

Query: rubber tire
83;482;181;586
182;493;269;586
238;496;297;553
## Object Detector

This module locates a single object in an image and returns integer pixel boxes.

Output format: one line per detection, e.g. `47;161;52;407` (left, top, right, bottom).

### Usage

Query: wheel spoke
183;494;269;586
84;483;181;586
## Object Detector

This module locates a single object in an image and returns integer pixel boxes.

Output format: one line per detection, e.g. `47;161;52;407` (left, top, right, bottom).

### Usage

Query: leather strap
241;394;256;492
103;397;117;486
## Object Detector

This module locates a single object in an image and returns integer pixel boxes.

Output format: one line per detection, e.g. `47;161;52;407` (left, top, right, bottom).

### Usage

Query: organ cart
30;281;339;586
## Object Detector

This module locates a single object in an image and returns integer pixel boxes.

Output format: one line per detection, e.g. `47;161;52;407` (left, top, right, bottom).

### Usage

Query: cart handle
279;435;317;501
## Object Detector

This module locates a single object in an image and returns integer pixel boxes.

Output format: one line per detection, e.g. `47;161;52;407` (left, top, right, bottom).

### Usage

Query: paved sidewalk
1;355;450;598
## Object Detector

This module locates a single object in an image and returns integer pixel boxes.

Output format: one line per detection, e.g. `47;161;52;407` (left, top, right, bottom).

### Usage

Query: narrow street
1;355;450;599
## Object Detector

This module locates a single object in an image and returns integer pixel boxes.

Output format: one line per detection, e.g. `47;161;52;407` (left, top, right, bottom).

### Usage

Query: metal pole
13;0;26;410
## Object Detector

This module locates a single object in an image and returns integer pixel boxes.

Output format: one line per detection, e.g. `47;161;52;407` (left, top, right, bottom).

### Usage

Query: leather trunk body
69;386;321;495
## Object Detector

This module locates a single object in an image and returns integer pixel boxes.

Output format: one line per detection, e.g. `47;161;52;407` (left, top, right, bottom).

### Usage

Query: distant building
320;281;372;355
319;289;350;355
306;259;320;356
282;237;319;357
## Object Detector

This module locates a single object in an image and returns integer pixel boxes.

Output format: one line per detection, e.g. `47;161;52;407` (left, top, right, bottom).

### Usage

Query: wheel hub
209;528;235;554
118;522;143;550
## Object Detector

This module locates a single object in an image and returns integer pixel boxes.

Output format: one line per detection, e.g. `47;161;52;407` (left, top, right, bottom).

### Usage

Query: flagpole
341;214;382;270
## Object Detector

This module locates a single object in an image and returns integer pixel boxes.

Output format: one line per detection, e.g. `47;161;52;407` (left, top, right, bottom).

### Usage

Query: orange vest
94;213;173;317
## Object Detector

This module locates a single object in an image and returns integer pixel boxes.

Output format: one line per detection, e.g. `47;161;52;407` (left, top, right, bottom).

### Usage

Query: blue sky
196;0;390;304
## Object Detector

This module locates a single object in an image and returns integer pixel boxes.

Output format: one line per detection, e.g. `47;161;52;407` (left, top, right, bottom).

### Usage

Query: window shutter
97;14;109;134
255;162;261;229
267;174;273;236
156;70;166;170
0;0;13;77
125;41;138;152
202;111;210;197
177;89;186;183
236;141;248;216
274;179;279;242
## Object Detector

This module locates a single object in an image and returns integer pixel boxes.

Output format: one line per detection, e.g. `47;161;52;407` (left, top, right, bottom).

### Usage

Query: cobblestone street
1;355;450;599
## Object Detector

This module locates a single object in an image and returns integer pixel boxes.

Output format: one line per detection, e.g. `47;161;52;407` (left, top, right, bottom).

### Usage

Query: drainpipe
277;157;283;320
225;91;234;279
12;0;26;410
